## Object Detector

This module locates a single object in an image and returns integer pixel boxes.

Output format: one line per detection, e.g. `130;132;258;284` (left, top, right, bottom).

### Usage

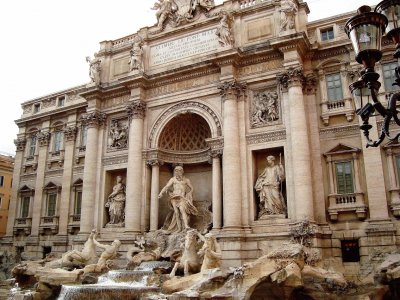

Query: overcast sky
0;0;378;155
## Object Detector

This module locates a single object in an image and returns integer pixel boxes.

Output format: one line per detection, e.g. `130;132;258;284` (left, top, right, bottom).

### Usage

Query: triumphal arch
4;0;400;269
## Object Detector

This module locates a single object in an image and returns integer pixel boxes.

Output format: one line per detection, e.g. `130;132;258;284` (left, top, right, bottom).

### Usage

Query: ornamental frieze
238;59;283;77
319;125;360;139
101;95;130;109
14;138;27;151
277;67;305;90
102;155;129;166
246;130;286;145
80;112;107;128
126;100;146;119
37;132;51;147
218;80;247;99
63;126;78;142
23;105;33;114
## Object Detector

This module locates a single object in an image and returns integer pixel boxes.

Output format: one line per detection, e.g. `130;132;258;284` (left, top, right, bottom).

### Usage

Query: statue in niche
198;232;221;272
158;166;198;233
280;0;298;32
105;176;126;227
255;155;286;218
83;238;121;274
109;120;128;149
85;53;101;85
216;11;234;47
129;36;144;72
252;90;279;126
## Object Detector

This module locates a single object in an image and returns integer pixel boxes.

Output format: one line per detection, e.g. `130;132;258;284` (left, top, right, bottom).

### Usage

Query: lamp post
345;1;400;147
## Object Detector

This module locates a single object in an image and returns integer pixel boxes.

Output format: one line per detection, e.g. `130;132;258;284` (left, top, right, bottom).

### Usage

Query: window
0;196;2;208
341;240;360;262
81;126;88;147
74;191;82;215
29;136;37;157
53;131;63;152
326;73;344;101
321;27;334;41
21;197;30;218
57;96;65;107
0;176;3;187
33;103;40;113
335;161;354;194
382;62;399;92
46;193;57;216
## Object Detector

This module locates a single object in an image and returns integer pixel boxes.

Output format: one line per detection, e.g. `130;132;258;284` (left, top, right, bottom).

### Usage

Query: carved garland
148;101;222;148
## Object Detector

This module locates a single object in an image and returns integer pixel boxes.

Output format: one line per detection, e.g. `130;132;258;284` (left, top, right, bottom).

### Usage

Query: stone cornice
246;130;286;145
271;32;311;59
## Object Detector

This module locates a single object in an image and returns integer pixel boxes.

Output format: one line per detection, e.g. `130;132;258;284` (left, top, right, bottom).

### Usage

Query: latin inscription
150;29;219;66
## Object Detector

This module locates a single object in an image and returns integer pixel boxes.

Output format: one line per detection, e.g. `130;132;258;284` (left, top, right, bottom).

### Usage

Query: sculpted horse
170;229;202;277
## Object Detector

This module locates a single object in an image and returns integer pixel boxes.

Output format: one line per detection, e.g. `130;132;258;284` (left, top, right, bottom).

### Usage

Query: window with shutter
335;161;354;194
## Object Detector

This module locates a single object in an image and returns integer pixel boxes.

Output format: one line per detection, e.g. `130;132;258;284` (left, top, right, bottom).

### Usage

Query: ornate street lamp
345;2;400;147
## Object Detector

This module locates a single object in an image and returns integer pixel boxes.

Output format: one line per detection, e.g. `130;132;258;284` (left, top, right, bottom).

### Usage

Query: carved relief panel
107;118;129;152
250;88;281;128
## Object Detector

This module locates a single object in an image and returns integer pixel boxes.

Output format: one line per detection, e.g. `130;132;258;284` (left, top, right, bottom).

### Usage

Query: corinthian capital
126;100;146;119
63;126;78;142
14;138;27;152
81;111;107;128
303;73;318;95
218;80;247;100
37;132;51;147
277;67;305;90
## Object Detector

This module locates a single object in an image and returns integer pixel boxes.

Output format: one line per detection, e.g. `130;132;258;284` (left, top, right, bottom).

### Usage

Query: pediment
73;178;83;186
19;185;35;194
43;182;61;191
383;139;400;149
324;143;360;156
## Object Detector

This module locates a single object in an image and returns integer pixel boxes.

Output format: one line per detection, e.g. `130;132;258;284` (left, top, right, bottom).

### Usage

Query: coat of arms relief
152;0;215;31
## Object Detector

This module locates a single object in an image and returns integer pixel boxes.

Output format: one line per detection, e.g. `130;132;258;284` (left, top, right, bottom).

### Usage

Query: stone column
361;119;390;220
31;128;51;236
79;112;106;234
218;81;246;230
58;125;78;236
211;150;222;230
148;160;161;232
125;100;146;233
304;74;326;223
279;68;314;221
6;136;26;236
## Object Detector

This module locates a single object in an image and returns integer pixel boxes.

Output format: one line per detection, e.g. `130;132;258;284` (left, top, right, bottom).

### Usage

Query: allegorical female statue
105;176;126;227
255;155;286;217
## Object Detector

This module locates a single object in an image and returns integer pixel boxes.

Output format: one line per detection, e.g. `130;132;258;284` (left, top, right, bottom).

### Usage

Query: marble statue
45;229;98;269
129;36;144;72
280;0;297;32
216;11;233;47
255;155;286;217
198;232;221;272
152;0;177;29
152;0;215;30
83;237;121;274
252;91;279;126
105;176;126;227
109;120;128;149
159;166;198;233
170;229;202;277
86;54;101;85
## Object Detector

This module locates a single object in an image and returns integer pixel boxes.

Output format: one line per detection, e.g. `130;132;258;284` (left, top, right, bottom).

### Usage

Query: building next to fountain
2;0;400;273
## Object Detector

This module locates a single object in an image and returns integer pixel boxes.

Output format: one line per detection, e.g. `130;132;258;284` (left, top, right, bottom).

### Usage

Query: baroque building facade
3;0;400;271
0;154;14;236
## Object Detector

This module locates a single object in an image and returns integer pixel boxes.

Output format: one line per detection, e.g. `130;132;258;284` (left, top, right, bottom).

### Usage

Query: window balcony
13;217;32;235
39;216;59;235
327;193;367;221
67;214;81;234
321;98;354;126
